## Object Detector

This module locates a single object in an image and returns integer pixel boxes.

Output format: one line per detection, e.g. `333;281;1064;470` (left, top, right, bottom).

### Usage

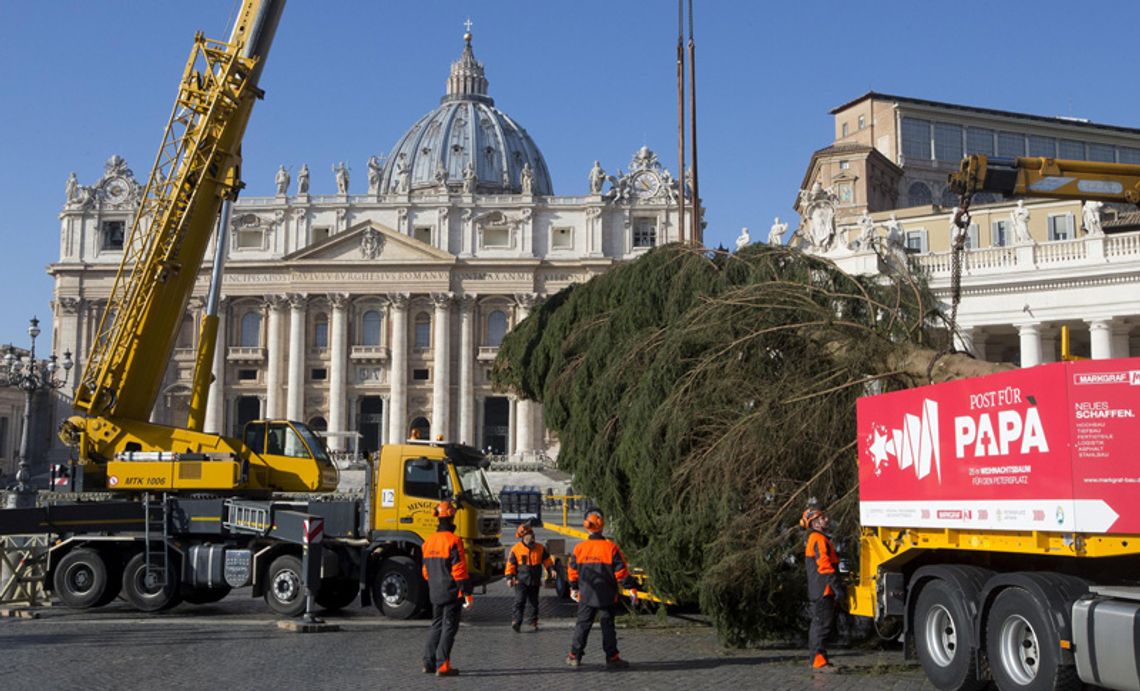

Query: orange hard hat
515;523;534;539
583;509;604;532
799;507;825;530
433;501;457;519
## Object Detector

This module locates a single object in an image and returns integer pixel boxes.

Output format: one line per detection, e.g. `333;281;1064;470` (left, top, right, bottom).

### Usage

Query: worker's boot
605;654;630;670
565;652;581;668
421;661;434;674
511;620;521;633
531;619;539;632
436;660;459;677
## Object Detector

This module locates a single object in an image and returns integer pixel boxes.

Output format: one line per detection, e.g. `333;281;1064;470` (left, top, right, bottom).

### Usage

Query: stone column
387;293;409;440
430;292;454;440
286;293;307;420
513;293;537;453
328;293;350;450
1040;330;1058;364
264;295;286;419
1088;319;1114;360
381;394;391;446
458;295;477;445
1017;323;1042;368
1112;326;1131;359
204;298;228;434
508;397;518;454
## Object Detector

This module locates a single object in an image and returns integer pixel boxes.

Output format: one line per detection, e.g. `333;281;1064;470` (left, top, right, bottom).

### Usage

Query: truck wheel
371;555;424;620
182;586;232;605
264;554;306;617
316;578;359;611
53;548;114;609
122;552;182;612
985;587;1077;691
913;580;985;691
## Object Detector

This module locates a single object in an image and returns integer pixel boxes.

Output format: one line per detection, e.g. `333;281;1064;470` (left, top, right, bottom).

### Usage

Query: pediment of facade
284;221;455;263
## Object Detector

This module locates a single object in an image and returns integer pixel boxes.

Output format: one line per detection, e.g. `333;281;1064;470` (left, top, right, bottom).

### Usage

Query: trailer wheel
53;548;114;609
914;579;985;691
985;587;1077;691
316;578;359;611
122;552;182;612
182;586;231;605
264;554;306;617
371;555;423;620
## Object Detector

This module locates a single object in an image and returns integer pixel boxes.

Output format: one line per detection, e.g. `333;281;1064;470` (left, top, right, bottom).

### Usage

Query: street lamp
1;317;72;508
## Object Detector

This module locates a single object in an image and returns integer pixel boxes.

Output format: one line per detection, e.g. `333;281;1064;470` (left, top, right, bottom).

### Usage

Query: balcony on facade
477;346;499;362
914;230;1140;281
350;345;391;362
227;346;267;363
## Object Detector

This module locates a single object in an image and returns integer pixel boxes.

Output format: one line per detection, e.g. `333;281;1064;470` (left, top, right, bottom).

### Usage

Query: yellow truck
3;438;504;617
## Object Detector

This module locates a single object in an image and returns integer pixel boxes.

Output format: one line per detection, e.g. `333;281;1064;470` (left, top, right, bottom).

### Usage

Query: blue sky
1;1;1137;350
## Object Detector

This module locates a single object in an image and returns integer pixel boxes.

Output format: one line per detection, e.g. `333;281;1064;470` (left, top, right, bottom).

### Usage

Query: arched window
940;186;959;209
361;310;381;346
414;312;431;349
486;310;508;347
313;313;329;349
240;312;262;347
907;181;932;208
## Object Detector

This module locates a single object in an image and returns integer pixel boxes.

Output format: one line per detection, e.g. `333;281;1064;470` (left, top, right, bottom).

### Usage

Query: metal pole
686;0;700;245
676;0;686;243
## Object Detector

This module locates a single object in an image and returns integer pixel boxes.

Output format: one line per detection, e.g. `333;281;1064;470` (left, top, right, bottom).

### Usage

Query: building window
312;227;331;244
238;369;258;382
481;226;511;249
1058;139;1085;160
632;218;657;248
965;224;980;249
176;313;195;349
905;229;929;253
311;368;327;381
841;122;849;137
413;312;431;349
992;220;1009;247
101;221;126;250
933;122;963;162
857;115;866;130
1027;135;1056;158
414;226;433;245
239;312;262;347
412;368;430;381
940;186;958;209
360;309;381;346
966;127;995;155
1048;214;1075;241
1087;143;1115;163
551;226;574;250
486;310;508;347
906;181;933;207
236;227;263;249
901;118;932;160
0;417;8;458
997;131;1025;157
1120;147;1140;165
838;160;850;170
838;183;853;204
313;314;328;349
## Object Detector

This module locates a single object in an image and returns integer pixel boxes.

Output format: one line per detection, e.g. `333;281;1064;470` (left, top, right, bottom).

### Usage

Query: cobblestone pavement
0;528;933;690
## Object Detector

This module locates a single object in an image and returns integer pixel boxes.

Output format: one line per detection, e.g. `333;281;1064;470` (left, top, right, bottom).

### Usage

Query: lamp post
1;317;72;509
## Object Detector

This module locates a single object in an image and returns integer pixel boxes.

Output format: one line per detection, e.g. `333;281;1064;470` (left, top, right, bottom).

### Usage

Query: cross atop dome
445;20;490;104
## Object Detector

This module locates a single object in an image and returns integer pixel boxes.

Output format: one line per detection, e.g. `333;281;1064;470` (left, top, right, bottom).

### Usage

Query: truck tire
316;578;359;611
182;586;232;605
53;548;115;609
264;554;306;617
371;555;424;620
985;587;1078;691
913;579;985;691
122;552;182;612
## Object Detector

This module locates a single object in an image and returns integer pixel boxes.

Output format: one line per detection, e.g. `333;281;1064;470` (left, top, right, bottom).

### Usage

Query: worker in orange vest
565;508;633;669
421;500;471;677
801;504;842;673
506;522;555;632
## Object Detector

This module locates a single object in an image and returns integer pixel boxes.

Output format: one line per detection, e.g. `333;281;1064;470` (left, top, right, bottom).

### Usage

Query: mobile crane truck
0;0;503;618
849;154;1140;691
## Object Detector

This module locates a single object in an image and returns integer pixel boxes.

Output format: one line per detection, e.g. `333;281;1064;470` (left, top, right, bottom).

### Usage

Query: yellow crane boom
950;154;1140;207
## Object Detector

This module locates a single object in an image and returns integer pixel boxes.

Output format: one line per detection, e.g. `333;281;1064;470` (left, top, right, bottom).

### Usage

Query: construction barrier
0;534;50;607
498;486;543;525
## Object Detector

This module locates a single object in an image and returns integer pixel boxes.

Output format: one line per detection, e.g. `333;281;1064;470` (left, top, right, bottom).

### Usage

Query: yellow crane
59;0;336;494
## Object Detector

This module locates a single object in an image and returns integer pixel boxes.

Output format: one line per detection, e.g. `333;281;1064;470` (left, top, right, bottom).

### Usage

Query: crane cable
925;180;976;383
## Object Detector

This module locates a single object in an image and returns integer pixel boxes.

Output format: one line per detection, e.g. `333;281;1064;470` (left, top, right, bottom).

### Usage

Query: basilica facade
49;33;688;459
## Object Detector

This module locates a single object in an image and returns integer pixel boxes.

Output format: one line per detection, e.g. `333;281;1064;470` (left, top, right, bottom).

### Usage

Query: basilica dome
378;32;553;196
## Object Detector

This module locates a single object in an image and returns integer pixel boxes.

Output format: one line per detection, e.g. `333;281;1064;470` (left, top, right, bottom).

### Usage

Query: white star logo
868;428;891;474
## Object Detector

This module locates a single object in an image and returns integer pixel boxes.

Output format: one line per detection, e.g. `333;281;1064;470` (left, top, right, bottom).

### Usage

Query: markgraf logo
865;398;941;483
1074;371;1128;386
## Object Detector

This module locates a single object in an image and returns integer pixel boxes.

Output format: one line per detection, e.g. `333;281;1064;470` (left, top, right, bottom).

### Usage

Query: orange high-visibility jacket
505;541;553;587
422;528;470;605
567;533;630;607
805;530;838;600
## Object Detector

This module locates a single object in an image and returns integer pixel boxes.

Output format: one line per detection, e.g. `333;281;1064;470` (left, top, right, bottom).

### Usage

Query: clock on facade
631;170;661;198
104;177;131;205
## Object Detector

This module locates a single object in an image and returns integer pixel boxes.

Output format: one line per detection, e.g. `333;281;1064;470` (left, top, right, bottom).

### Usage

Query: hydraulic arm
949;154;1140;207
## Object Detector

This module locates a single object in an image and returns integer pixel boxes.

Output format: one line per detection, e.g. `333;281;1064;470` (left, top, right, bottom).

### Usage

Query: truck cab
371;441;505;588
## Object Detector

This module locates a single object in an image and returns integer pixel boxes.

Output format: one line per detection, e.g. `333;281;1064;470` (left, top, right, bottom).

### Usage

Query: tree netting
491;243;1007;645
